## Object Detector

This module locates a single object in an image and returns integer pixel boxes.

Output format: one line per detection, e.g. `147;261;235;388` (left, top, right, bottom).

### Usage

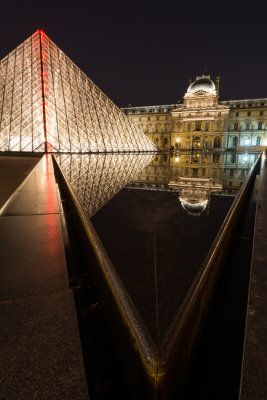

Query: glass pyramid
0;30;157;153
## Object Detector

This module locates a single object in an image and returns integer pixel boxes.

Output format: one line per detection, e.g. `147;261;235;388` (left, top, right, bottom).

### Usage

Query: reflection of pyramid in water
0;30;157;152
55;153;155;216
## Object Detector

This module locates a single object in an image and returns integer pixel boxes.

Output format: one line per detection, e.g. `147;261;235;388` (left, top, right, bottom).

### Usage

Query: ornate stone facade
122;75;267;151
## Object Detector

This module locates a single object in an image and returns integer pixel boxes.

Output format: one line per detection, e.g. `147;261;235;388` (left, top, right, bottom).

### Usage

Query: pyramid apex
0;31;157;153
39;29;46;36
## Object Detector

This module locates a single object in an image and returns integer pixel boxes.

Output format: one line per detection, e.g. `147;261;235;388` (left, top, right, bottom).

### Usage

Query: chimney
216;76;220;94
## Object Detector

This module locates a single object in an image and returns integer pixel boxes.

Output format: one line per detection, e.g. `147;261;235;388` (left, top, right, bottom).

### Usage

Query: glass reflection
127;151;257;216
55;150;257;342
55;153;156;216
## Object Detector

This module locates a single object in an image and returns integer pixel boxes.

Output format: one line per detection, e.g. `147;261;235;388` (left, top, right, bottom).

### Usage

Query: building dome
187;75;216;95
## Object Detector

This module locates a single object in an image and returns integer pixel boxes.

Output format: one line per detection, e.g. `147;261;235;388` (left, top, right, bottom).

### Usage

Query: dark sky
1;0;266;107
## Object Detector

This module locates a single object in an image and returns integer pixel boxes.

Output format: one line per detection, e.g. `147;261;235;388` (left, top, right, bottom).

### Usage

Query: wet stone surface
0;155;89;400
0;155;40;208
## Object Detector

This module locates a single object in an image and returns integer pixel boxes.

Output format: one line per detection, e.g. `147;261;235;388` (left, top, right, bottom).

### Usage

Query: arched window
214;136;221;148
256;136;261;146
232;136;238;146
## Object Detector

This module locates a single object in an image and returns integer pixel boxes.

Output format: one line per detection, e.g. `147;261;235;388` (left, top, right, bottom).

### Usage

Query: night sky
1;0;266;107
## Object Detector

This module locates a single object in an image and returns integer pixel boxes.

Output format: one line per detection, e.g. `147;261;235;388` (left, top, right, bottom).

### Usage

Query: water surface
56;151;256;342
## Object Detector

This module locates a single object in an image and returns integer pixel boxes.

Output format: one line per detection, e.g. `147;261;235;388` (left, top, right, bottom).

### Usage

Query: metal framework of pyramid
0;30;157;152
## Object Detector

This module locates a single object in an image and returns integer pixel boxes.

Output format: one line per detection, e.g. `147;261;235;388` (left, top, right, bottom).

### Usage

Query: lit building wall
123;76;267;151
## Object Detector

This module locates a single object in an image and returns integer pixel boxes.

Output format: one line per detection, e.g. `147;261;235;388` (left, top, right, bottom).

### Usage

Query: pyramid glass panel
0;31;45;152
0;30;157;153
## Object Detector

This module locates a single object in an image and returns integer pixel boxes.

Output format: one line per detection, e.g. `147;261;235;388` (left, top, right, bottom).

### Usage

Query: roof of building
122;98;267;114
187;75;216;95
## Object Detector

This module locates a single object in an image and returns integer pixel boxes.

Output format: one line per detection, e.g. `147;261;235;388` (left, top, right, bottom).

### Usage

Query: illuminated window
195;122;201;131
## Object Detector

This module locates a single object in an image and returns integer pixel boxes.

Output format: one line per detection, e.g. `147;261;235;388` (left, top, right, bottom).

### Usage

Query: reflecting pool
55;151;257;342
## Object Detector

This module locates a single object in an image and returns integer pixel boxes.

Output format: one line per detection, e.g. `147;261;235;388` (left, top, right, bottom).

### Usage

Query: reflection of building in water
127;152;257;215
55;153;155;217
169;176;222;216
122;75;267;151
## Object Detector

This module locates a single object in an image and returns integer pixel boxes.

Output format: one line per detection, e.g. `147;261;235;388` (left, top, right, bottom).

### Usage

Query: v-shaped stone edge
53;154;261;398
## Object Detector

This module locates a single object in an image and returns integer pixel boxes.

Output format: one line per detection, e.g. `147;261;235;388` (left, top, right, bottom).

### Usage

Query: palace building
122;75;267;151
